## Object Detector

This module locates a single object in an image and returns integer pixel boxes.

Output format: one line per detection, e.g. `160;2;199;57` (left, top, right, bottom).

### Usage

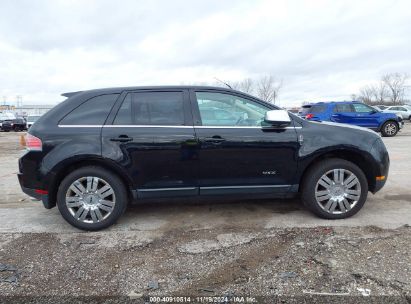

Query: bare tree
238;78;254;94
358;85;374;104
371;82;389;104
256;75;283;104
382;72;409;104
226;78;254;94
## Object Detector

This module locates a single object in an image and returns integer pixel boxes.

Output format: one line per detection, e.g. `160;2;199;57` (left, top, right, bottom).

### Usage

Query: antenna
214;77;232;89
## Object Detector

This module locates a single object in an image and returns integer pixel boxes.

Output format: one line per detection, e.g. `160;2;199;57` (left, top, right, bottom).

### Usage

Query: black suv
18;86;389;230
1;118;27;132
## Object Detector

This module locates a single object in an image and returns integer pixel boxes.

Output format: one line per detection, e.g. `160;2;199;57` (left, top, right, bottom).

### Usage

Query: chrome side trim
200;185;290;189
103;125;193;128
58;125;103;128
58;124;302;129
195;126;301;129
138;187;197;192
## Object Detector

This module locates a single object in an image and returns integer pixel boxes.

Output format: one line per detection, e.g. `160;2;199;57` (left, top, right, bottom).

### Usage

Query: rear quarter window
309;104;327;113
333;104;354;113
60;94;119;125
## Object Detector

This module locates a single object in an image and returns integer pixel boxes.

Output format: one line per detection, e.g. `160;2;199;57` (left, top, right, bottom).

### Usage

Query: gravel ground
0;124;410;303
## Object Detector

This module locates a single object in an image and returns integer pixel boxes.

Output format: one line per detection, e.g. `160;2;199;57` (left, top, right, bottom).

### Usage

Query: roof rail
61;91;83;98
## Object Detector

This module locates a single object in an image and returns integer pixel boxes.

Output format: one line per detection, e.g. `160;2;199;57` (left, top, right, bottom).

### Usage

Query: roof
312;101;360;104
61;85;250;98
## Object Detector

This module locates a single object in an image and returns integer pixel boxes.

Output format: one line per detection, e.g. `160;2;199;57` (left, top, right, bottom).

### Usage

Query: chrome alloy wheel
384;122;397;136
65;176;116;224
315;169;361;214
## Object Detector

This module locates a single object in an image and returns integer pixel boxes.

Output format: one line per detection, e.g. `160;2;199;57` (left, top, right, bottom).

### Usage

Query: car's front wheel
57;166;128;230
301;159;368;219
381;121;398;137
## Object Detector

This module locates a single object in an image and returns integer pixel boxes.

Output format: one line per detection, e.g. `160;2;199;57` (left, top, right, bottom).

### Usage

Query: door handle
110;135;133;142
204;136;226;144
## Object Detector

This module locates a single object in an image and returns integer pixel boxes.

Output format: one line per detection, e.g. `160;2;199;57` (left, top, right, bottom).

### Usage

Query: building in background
14;104;54;116
0;105;15;111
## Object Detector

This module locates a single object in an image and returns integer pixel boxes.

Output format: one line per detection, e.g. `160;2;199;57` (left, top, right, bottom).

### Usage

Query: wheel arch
378;119;398;132
46;157;135;208
298;149;377;193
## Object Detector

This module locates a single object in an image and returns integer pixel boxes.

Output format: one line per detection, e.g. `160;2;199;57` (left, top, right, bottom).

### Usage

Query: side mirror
264;110;291;127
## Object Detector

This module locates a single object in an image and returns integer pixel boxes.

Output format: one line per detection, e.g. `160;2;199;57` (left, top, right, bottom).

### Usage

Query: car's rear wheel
380;121;398;137
301;159;368;219
57;166;127;230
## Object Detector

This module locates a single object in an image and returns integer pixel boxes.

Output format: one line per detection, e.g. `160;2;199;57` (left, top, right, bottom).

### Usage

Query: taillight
25;134;42;151
305;113;314;119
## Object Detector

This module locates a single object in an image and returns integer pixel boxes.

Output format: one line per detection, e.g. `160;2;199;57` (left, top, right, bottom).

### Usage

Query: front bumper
369;138;390;193
373;179;387;193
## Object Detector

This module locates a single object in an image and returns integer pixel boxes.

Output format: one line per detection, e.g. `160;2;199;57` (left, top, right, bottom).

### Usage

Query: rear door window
114;91;185;125
60;94;119;125
333;104;354;113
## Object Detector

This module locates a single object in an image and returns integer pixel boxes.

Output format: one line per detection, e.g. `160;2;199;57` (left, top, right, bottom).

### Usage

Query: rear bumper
17;173;52;209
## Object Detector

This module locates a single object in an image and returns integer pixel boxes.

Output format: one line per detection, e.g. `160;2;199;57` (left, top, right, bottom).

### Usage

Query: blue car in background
301;101;404;137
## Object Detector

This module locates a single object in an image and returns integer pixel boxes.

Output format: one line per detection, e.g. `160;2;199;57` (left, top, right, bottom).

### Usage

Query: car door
102;90;199;198
330;103;356;123
351;103;380;128
190;89;299;195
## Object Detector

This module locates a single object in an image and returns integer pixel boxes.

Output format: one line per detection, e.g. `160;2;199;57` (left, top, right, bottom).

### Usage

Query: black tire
380;120;398;137
57;166;128;231
301;158;368;219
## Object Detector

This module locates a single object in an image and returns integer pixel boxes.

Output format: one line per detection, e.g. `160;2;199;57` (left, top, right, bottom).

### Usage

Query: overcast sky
0;0;410;106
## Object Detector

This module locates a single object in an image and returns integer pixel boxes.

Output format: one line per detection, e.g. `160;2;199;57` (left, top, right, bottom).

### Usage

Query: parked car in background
1;118;27;132
374;105;388;111
26;115;41;129
0;112;17;131
302;101;404;137
383;105;411;121
18;86;389;230
298;104;313;117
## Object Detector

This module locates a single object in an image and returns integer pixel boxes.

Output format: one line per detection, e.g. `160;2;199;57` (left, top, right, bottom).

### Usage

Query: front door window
195;92;270;127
